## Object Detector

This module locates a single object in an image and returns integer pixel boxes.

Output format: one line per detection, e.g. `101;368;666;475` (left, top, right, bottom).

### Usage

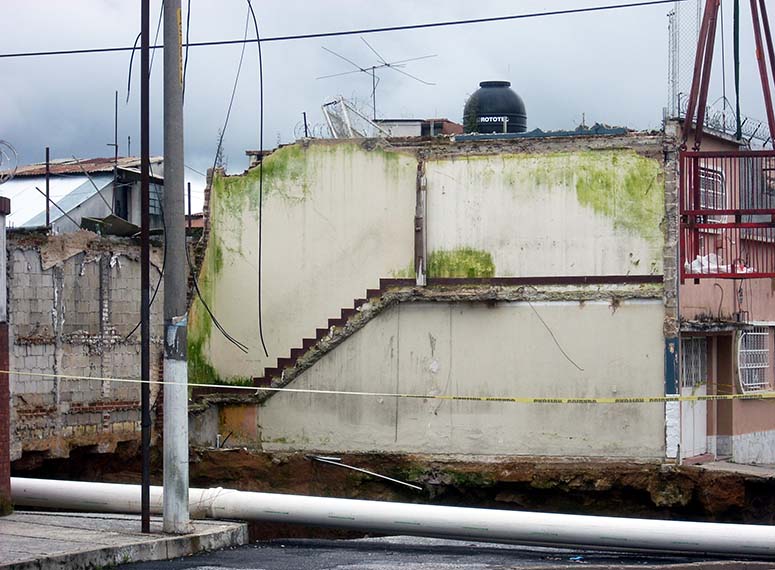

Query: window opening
681;337;708;388
738;326;772;393
699;166;725;223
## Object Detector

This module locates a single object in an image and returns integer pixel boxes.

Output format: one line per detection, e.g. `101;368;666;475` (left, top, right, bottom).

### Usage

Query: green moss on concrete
428;248;495;278
212;237;224;274
572;151;663;243
462;150;663;246
188;335;220;385
390;262;417;278
449;471;495;488
211;145;311;215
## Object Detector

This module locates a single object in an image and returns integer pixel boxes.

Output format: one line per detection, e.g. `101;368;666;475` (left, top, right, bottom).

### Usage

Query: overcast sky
0;0;771;210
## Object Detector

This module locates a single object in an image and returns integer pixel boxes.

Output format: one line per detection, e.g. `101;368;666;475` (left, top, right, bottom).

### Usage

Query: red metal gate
680;150;775;280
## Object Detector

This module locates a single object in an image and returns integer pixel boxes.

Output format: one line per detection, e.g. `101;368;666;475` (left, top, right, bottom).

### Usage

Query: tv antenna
317;38;436;120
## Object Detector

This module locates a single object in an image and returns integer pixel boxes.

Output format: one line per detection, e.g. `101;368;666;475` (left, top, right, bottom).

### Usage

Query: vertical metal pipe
750;0;775;139
693;1;721;150
682;0;716;144
163;0;190;534
113;91;119;212
114;90;119;164
755;0;775;137
187;182;192;230
303;112;309;138
140;0;151;535
45;147;50;228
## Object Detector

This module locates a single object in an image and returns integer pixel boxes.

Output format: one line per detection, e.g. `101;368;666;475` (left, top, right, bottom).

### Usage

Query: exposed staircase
191;278;415;399
191;274;663;401
253;278;414;387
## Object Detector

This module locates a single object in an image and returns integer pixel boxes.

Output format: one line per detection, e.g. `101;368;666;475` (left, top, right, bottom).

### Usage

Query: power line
0;0;687;60
246;0;270;359
181;3;254;355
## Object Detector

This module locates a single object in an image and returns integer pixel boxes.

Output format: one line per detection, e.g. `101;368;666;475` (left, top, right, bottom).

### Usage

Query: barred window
738;327;774;393
699;167;725;209
699;166;725;224
681;337;708;388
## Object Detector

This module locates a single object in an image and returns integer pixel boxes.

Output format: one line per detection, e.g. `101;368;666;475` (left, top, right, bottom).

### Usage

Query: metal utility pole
163;0;190;534
44;148;50;228
140;0;151;535
0;197;11;515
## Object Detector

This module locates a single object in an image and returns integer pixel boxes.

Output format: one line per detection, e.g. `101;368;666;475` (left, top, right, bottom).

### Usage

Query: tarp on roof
0;174;113;228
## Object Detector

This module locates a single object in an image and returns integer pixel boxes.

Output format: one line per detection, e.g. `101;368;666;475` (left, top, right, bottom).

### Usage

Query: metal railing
680;150;775;279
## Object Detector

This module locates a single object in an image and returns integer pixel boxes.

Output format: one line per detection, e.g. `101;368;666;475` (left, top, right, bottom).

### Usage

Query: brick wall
8;231;164;464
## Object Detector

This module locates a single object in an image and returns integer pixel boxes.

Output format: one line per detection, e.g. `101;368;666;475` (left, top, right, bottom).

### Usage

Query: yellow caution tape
2;369;774;404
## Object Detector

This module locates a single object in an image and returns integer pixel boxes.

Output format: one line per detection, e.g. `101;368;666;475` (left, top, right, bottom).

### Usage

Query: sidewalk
692;461;775;479
0;511;248;570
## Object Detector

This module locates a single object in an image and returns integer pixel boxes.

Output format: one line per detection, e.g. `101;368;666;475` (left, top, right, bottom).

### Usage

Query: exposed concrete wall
192;136;667;384
731;429;775;464
256;297;666;458
424;150;664;278
8;231;164;462
189;142;418;382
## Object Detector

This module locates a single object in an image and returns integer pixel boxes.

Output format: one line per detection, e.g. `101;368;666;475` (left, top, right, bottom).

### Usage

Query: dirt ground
14;442;775;537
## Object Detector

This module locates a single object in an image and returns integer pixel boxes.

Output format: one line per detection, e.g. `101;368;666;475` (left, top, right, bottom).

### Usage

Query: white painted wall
193;141;667;389
192;143;417;380
258;299;667;458
375;121;422;137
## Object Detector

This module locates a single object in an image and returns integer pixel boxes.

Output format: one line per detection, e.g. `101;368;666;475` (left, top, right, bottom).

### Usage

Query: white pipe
10;478;775;558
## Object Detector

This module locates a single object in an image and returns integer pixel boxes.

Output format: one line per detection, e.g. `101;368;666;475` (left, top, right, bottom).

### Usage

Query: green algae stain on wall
571;151;663;244
188;168;229;385
213;144;312;214
428;248;495;278
493;150;663;244
390;261;417;279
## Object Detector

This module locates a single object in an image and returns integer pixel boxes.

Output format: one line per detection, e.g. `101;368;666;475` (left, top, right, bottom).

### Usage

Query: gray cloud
0;0;770;192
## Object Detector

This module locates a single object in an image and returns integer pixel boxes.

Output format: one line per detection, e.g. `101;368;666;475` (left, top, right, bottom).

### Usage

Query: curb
1;515;248;570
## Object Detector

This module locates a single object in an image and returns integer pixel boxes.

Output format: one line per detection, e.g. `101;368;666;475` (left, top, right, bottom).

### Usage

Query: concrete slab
693;461;775;479
0;511;248;570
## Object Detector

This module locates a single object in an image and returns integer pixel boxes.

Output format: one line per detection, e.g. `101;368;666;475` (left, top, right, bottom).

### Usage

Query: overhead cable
246;0;270;358
0;0;688;60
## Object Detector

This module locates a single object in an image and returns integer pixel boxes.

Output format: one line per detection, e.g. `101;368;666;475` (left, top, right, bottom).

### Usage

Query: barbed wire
0;140;19;184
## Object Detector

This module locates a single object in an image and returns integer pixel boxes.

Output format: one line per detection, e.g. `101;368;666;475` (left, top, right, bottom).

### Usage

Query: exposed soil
13;443;775;540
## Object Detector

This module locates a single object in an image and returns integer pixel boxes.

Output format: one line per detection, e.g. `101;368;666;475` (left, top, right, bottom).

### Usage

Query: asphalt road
118;535;734;570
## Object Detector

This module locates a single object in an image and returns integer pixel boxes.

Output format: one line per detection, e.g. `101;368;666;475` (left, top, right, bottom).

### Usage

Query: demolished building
188;112;775;465
8;230;165;467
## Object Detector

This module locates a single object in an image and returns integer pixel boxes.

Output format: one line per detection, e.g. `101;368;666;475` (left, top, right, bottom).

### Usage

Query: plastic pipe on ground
10;477;775;558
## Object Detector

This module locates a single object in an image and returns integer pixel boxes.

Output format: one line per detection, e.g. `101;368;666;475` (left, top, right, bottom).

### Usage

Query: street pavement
117;535;770;570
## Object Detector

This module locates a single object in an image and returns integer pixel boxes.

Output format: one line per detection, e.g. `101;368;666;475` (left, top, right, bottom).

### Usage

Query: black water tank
463;81;527;134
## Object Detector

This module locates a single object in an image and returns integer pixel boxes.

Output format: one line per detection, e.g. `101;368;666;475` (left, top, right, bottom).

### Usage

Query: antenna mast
317;38;436;120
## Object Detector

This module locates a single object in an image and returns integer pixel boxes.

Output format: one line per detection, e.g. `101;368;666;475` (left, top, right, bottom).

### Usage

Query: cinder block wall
8;231;164;464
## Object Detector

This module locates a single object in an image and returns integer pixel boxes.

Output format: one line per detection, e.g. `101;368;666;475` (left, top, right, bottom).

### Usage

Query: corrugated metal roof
12;156;163;177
